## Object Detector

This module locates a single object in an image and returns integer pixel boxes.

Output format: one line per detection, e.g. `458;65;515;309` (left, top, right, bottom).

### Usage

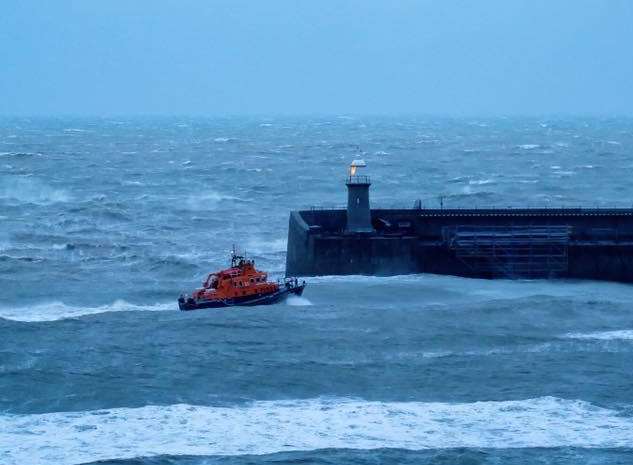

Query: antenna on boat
230;244;247;267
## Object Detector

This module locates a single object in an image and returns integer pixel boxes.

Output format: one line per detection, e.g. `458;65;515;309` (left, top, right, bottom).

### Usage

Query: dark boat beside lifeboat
178;252;306;311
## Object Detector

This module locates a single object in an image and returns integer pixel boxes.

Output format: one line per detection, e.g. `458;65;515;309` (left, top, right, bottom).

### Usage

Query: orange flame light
349;159;366;177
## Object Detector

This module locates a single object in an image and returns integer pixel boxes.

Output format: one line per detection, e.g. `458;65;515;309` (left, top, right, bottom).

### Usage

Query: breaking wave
185;191;249;210
244;237;287;255
563;330;633;341
1;397;631;465
0;300;174;322
307;273;633;303
0;177;69;204
393;339;633;360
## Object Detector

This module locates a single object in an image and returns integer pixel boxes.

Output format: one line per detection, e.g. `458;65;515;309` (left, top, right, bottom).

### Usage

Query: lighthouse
345;159;374;233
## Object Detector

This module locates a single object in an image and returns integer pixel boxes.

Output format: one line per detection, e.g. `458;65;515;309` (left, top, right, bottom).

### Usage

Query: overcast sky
1;0;632;116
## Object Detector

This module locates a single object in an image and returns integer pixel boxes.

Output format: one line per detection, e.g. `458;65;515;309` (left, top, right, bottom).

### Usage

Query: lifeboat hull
178;283;305;311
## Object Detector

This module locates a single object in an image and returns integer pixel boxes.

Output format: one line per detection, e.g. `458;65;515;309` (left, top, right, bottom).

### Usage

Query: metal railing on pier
346;175;371;184
445;225;571;278
307;203;633;212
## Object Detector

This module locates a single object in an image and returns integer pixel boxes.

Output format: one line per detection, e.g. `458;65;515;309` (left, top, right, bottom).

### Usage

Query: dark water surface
1;117;633;464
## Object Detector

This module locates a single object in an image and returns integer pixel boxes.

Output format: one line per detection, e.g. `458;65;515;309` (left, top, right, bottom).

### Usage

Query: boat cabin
194;256;279;300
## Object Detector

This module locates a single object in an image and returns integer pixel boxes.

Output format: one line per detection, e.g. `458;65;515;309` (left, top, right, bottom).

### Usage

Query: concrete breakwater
286;207;633;281
286;161;633;281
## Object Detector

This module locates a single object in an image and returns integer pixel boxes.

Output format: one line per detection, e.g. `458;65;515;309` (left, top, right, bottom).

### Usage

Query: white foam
245;237;287;254
307;273;633;304
399;339;633;359
0;300;174;322
395;344;558;360
0;151;40;157
0;177;69;204
519;144;540;150
1;397;631;465
286;295;313;306
563;330;633;341
468;179;494;185
0;231;10;251
185;191;248;210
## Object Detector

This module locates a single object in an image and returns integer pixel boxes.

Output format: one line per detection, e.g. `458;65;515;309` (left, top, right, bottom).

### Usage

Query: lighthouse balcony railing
346;175;371;184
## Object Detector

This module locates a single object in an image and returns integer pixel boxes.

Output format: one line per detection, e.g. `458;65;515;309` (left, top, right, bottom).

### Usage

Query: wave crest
0;299;174;322
563;330;633;341
0;177;69;204
1;397;632;465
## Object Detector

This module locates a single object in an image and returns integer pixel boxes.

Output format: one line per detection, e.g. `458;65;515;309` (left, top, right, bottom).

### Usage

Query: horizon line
1;112;632;120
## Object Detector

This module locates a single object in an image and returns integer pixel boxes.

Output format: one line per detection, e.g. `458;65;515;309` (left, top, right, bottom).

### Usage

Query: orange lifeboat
178;251;306;311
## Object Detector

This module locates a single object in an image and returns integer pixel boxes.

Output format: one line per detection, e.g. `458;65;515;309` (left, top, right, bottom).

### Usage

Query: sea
1;116;633;465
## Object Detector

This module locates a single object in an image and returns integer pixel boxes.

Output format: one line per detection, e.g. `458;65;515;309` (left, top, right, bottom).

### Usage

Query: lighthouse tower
345;160;374;233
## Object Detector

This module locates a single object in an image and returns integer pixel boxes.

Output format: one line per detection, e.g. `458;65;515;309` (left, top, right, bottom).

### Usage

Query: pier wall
286;208;633;282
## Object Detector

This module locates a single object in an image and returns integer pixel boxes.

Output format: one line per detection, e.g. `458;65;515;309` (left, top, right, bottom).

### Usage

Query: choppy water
1;116;633;465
